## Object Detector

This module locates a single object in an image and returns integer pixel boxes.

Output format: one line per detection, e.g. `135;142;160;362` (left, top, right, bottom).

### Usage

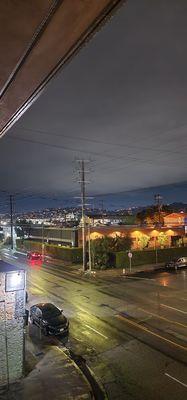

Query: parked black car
30;303;69;336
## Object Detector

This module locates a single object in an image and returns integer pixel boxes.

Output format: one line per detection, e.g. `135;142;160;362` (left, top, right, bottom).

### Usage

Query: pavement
3;337;92;400
39;254;165;278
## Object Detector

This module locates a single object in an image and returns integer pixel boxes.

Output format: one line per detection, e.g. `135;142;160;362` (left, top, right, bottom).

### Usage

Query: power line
7;134;187;171
16;125;187;157
5;135;171;168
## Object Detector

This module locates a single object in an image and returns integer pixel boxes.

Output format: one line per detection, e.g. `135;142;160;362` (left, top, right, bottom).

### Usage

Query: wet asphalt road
2;250;187;400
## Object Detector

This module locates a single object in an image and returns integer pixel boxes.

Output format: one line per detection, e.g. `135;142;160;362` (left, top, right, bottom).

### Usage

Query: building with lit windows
26;225;186;250
82;225;185;250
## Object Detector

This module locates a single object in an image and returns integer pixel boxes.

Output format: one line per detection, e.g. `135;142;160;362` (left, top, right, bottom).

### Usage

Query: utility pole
10;194;14;250
75;159;91;272
80;160;86;271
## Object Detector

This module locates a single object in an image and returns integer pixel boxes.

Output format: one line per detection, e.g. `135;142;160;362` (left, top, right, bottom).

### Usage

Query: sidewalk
46;257;165;279
3;335;92;400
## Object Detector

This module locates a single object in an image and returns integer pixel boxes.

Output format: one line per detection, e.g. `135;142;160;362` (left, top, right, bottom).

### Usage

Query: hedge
16;239;82;264
16;239;187;269
115;247;187;268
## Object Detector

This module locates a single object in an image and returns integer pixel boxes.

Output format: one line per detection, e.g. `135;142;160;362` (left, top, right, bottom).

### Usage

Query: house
164;213;187;227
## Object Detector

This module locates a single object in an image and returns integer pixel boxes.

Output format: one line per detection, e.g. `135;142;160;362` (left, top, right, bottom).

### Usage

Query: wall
29;226;78;247
0;270;25;387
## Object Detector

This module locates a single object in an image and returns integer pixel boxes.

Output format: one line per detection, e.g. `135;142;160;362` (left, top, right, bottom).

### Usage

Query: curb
58;346;93;399
59;346;107;400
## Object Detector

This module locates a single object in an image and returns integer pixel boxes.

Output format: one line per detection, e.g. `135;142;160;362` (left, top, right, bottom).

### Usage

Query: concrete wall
0;271;25;387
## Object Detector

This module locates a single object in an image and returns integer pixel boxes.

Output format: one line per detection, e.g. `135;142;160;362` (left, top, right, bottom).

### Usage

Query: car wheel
30;316;35;324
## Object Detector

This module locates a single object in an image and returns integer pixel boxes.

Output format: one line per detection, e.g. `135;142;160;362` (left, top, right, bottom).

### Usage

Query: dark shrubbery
16;239;82;264
16;238;187;269
116;247;187;268
91;235;132;269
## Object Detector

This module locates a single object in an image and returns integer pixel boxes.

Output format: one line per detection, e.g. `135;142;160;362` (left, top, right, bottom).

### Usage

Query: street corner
22;346;92;400
4;346;92;400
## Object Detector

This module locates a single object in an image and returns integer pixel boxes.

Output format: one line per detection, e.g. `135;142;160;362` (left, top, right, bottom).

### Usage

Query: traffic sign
128;252;132;259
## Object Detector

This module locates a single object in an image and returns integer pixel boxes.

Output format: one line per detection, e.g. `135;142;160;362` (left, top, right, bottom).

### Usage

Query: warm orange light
151;230;159;237
90;232;104;240
109;231;121;238
166;229;174;236
131;230;142;238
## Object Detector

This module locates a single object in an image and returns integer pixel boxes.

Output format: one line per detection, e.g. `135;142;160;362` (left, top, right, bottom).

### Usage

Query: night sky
0;0;187;211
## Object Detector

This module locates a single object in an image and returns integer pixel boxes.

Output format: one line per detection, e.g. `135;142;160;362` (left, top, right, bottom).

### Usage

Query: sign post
128;251;132;273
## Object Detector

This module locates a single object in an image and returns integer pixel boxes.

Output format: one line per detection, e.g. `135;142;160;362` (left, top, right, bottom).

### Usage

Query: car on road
30;303;69;336
165;257;187;270
27;251;42;260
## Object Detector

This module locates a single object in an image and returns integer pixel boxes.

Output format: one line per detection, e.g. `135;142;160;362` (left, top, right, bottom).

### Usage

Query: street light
152;230;158;264
87;217;92;273
42;222;45;260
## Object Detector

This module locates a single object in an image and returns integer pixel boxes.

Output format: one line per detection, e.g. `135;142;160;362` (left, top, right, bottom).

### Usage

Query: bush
90;236;131;269
16;239;82;264
45;245;82;264
116;247;187;268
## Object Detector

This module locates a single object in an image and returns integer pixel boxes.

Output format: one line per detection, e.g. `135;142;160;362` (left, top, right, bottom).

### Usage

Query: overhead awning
0;0;125;137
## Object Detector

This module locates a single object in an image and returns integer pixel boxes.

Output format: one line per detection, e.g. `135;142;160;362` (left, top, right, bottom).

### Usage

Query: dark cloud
1;0;187;205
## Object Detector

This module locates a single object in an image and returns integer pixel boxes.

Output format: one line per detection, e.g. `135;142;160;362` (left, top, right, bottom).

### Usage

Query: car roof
32;303;57;310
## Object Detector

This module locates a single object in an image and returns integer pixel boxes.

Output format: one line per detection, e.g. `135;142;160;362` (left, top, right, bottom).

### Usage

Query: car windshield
41;304;61;319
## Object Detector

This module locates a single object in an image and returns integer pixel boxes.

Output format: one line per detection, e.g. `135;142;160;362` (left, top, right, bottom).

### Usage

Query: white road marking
85;324;108;339
78;307;92;316
160;294;187;301
165;373;187;388
161;304;187;314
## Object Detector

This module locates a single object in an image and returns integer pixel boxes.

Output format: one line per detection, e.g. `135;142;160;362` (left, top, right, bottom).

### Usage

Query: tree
136;204;173;226
90;235;133;268
112;235;133;252
157;232;168;248
138;234;150;250
91;237;111;268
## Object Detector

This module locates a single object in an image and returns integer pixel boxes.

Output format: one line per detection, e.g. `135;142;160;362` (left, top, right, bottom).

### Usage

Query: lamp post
42;222;45;260
84;216;92;272
154;236;158;264
87;217;92;272
10;195;14;251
